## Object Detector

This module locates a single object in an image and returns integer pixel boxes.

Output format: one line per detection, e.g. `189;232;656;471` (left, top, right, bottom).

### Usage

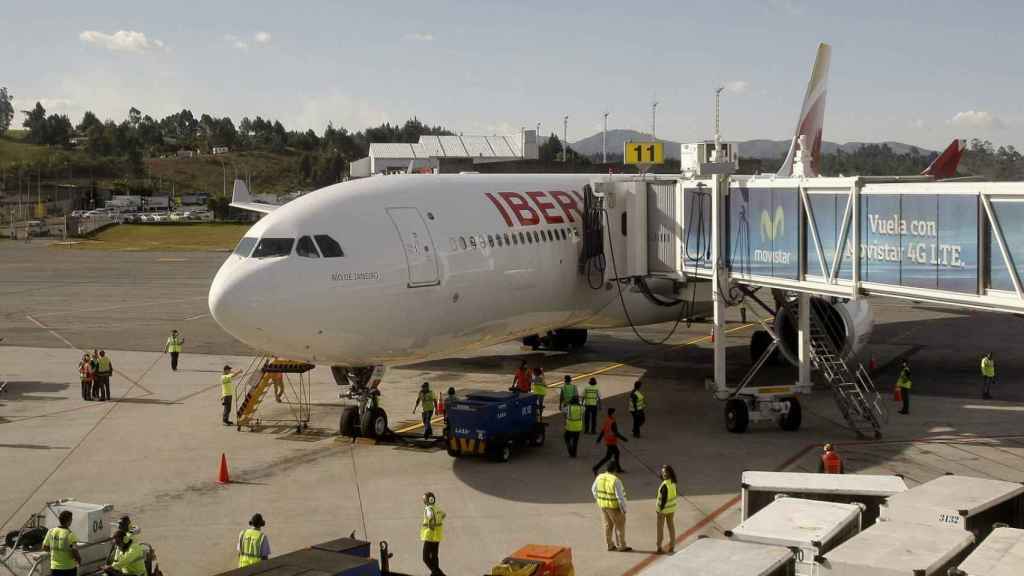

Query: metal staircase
806;299;887;438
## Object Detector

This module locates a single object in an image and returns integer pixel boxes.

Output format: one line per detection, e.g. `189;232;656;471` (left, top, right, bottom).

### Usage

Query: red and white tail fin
777;43;832;177
921;139;965;180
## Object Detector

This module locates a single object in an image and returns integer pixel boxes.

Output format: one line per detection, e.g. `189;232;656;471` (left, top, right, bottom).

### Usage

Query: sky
2;0;1022;150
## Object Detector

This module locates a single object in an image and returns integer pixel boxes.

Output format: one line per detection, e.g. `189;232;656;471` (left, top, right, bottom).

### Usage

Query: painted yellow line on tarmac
391;322;756;436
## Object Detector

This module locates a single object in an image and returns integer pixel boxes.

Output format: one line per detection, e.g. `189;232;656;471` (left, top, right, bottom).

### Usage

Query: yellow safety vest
595;472;621;509
221;374;234;398
631;391;646;412
896;368;912;389
167;335;183;353
565;404;584;432
583;385;600;406
238;528;265;567
111;541;147;576
658;480;678;515
981;357;995;377
43;527;77;570
420;390;436;413
420;505;445;542
560;382;577;403
531;375;548;396
96;356;112;374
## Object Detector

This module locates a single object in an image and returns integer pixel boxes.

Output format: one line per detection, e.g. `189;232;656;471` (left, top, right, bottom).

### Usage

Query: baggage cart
879;475;1024;541
741;471;907;525
817;520;974;576
725;497;862;575
213;548;380;576
445;390;544;462
639;537;795;576
952;526;1024;576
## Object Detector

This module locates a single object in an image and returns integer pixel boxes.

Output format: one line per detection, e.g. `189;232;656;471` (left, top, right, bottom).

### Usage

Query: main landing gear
333;365;389;439
522;329;588;351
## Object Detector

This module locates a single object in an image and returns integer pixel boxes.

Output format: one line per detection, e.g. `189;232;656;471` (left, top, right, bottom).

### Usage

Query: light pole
651;101;658;140
562;115;568;163
602;112;609;164
714;86;725;157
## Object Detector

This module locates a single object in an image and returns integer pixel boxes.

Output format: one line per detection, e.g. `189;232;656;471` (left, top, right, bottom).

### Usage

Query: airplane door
386;207;440;287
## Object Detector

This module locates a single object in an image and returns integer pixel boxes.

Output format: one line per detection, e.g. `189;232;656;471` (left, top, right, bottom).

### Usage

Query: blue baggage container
445;390;545;462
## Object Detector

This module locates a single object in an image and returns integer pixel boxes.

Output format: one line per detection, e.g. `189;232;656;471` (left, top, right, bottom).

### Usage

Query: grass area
62;223;249;251
145;151;307;197
0;134;65;164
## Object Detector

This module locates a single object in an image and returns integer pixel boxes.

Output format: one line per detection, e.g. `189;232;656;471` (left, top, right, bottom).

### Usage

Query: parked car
27;220;49;236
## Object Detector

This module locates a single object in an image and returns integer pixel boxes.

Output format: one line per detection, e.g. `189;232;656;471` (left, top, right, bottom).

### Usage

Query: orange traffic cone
217;453;231;484
710;327;715;343
893;387;902;403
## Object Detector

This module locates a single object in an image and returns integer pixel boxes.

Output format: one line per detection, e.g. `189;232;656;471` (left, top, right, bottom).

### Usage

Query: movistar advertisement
728;187;799;280
989;201;1024;292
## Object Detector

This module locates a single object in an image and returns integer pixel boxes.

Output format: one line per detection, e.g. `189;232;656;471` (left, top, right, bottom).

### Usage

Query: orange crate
507;545;573;576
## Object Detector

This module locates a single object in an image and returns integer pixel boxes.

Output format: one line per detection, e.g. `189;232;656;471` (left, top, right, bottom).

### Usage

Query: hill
570;129;934;160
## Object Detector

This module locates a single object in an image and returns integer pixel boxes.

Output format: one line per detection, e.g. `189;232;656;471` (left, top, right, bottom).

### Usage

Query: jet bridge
588;166;1024;438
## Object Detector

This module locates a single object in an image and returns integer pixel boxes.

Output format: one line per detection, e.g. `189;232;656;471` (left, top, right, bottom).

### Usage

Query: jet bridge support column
798;293;811;388
710;174;727;389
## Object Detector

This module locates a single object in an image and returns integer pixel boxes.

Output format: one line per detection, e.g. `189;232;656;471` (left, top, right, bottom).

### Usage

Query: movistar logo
760;206;785;242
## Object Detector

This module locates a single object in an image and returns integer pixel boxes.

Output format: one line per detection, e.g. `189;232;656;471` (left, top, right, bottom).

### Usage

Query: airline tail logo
777;43;832;178
760;206;785;242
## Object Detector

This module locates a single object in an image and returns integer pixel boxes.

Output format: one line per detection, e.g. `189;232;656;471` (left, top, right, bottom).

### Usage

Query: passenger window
459;236;467;250
234;237;257;257
526;232;533;244
314;234;345;257
252;237;295;258
470;236;478;249
532;231;539;243
561;229;567;240
512;233;519;246
296;236;321;258
504;233;511;246
496;234;503;247
487;235;494;248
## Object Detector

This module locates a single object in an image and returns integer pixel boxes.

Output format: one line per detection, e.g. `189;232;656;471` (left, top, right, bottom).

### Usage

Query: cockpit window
314;234;345;258
252;238;294;258
234;237;257;257
296;236;320;258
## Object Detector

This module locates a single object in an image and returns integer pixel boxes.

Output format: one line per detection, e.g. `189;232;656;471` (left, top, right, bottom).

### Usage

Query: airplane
208;43;873;438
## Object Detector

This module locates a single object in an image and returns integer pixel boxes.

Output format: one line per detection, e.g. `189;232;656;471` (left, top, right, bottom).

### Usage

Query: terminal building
349;130;540;178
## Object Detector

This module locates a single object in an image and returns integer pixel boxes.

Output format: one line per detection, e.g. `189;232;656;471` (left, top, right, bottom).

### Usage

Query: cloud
910;118;926;129
254;31;271;45
225;34;249;50
404;32;434;41
79;30;165;53
949;110;1004;129
767;0;805;15
288;91;395;133
722;80;750;95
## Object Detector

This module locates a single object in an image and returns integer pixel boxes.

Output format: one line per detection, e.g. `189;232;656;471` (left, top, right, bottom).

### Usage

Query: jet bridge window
252;237;295;258
314;234;345;258
296;236;320;258
234;237;257;257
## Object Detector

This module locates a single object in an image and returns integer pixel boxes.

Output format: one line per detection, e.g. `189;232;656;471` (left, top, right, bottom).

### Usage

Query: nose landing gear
333;365;388;439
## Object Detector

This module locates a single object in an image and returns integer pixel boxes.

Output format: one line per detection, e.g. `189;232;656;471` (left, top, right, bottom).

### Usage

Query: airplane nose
209;261;264;343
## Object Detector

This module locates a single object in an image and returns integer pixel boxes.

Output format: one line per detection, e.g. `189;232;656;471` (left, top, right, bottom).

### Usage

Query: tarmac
2;240;1024;575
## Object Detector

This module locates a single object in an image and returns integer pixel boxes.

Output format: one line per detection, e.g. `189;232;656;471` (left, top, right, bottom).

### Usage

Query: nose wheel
333;365;389;439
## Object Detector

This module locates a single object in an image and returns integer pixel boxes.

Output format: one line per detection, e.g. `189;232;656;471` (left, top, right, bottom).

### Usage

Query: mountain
570;129;935;160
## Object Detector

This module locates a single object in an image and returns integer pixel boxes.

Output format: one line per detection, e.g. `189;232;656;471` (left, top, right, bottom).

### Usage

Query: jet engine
750;297;873;365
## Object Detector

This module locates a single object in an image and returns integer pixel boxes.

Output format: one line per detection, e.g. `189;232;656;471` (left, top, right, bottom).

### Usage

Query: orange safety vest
821;451;843;474
601;418;618;446
513;369;531;392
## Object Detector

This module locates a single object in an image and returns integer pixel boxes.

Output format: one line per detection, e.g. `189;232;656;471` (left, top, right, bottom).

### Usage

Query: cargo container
880;475;1024;540
741;471;907;525
818;520;974;576
639;537;795;576
952;526;1024;575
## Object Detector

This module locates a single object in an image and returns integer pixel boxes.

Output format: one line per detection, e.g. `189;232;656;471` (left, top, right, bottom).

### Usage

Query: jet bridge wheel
778;397;802;431
725;399;750;433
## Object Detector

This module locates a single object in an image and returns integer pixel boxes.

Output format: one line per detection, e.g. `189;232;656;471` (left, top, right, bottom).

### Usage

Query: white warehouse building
350;130;539;178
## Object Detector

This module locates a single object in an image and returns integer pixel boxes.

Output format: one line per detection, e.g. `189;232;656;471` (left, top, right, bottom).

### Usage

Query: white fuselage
208;174;711;366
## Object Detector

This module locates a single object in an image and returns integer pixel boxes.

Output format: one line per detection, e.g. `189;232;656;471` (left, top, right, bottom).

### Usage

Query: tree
78;111;103;133
21;102;48;143
0;87;13;137
539;134;563;162
45;114;73;147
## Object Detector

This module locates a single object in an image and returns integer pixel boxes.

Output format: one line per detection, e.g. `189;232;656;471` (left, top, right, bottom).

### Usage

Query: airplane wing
921;139;966;180
230;179;278;214
777;43;832;177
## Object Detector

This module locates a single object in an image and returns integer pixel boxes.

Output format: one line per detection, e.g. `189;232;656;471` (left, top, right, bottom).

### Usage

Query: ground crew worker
656;465;678;554
413;382;436;439
564;396;584;458
79;353;94;401
221;365;242;426
559;374;577;412
818;443;844;474
592;408;628;474
981;353;995;399
592;463;631;552
95;350;113;401
896;360;912;415
420;492;447;576
42;510;81;576
511;360;532;394
165;329;184;371
270;372;284;402
102;530;145;576
583;377;601;434
629;380;646;438
107;516;138;564
237;513;270;567
531;366;547;414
